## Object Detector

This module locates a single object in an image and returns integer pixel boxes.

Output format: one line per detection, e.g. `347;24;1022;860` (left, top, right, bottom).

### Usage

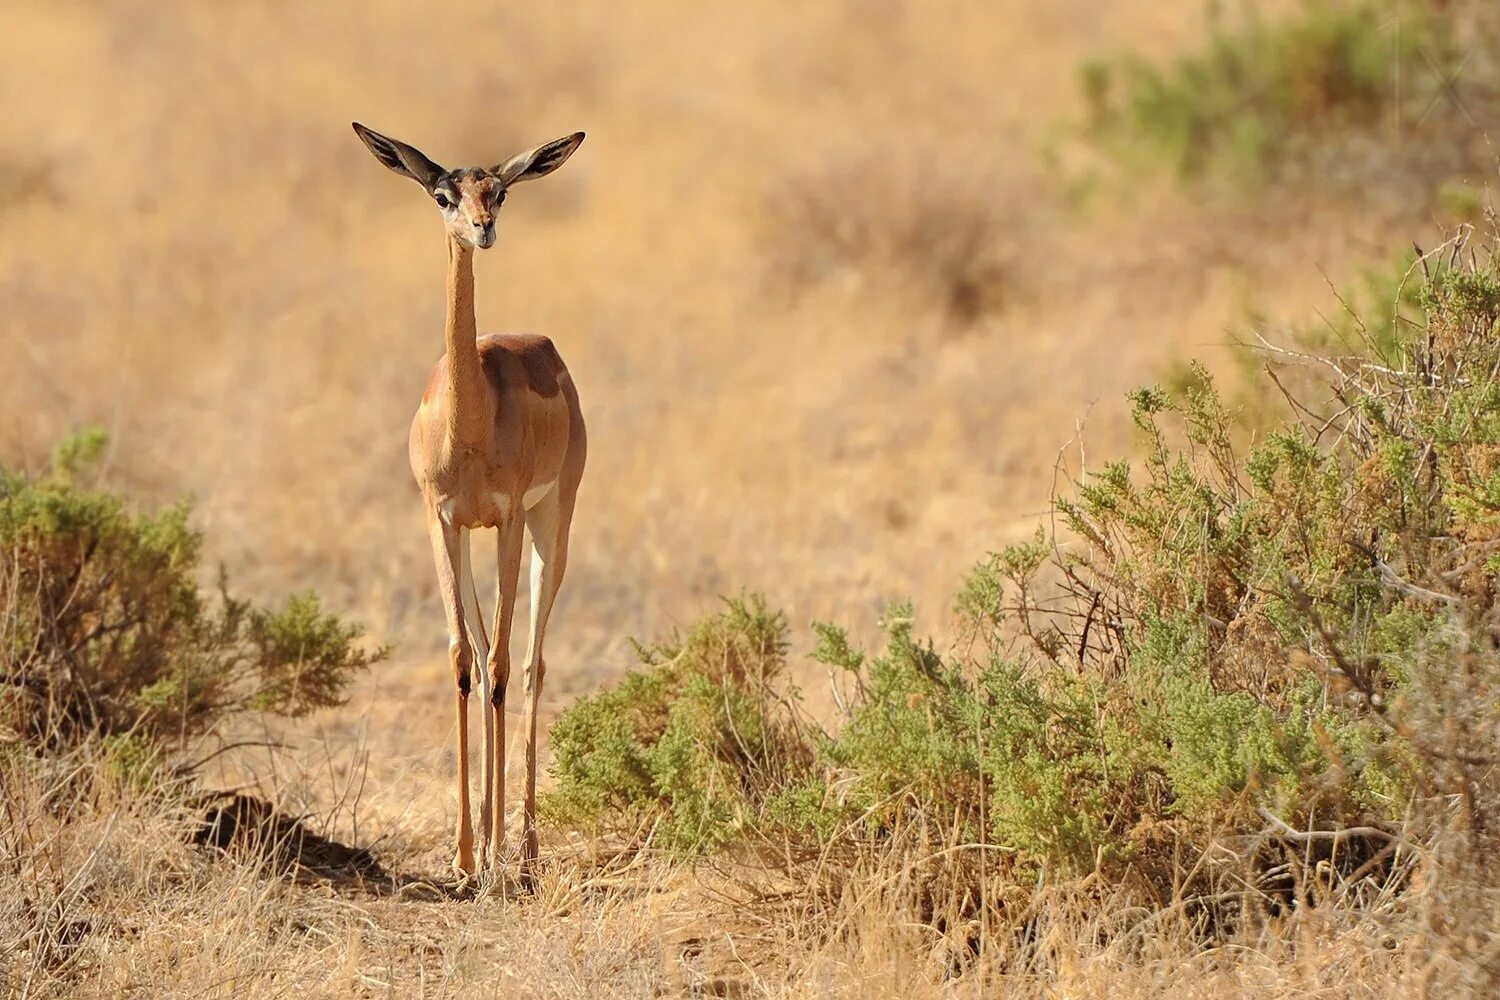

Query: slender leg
520;489;572;880
487;513;525;867
428;511;475;875
458;528;493;866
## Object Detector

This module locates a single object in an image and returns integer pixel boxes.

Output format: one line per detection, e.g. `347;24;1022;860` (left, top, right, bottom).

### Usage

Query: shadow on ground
190;791;469;901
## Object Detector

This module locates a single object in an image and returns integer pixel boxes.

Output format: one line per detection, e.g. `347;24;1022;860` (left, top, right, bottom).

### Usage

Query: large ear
351;122;445;192
490;132;585;186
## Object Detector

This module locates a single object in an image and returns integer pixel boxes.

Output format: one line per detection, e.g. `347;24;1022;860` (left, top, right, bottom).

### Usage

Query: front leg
427;510;476;876
486;514;526;868
458;528;495;868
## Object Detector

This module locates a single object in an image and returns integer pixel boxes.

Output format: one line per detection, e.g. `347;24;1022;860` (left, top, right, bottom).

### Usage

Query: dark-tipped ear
351;122;445;192
491;132;585;186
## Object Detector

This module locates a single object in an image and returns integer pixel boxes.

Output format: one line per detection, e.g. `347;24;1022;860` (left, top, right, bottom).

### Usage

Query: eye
434;192;453;210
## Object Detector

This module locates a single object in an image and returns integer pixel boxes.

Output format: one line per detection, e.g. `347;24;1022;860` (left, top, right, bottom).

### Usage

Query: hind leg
519;487;573;880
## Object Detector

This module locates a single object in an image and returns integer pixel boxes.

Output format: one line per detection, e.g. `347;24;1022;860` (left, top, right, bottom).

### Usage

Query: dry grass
5;740;1493;998
3;0;1496;995
1;746;682;997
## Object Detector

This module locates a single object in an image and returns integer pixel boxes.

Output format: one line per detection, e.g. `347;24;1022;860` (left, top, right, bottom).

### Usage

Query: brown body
352;121;589;879
409;332;585;530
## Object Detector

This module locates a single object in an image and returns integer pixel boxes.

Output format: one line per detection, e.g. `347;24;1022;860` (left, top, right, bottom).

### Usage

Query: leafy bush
818;606;1149;872
0;431;387;752
1082;0;1455;183
545;595;815;851
548;229;1500;933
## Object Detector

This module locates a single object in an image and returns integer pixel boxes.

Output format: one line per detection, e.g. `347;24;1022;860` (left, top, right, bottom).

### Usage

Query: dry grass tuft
760;148;1040;325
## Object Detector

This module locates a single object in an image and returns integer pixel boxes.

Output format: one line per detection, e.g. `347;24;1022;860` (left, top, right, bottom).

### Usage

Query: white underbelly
521;480;556;510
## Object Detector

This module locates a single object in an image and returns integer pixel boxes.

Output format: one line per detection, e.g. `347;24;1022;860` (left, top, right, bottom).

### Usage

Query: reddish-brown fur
408;333;583;530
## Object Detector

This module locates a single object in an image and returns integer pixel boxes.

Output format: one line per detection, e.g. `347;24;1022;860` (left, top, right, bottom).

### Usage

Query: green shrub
545;595;815;851
547;230;1500;899
1437;181;1486;226
1083;1;1454;183
0;432;387;753
824;612;1144;872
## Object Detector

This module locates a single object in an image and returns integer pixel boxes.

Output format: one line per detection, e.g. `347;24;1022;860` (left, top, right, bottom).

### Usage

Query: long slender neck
443;235;491;449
